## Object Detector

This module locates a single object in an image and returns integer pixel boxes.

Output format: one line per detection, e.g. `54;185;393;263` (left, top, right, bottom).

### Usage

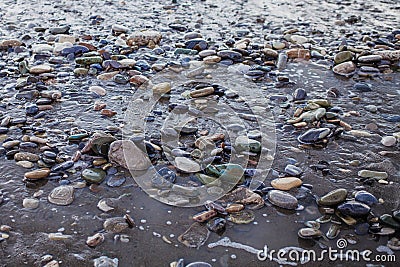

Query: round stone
23;198;39;209
48;185;74;206
381;136;396;147
271;177;303;191
81;168;106;183
16;161;34;169
267;190;298;210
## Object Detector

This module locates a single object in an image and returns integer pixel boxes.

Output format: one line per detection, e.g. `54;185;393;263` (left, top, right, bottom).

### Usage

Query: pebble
284;164;303;176
317;188;347;206
152;82;171;94
23;198;39;209
93;256;119;267
29;64;53;74
332;61;356;77
14;152;40;162
364;105;377;113
175;157;201;173
2;140;20;149
112;24;129;33
267;190;298;210
108;140;151;170
381;136;396;147
358;55;382;63
271;177;302;191
24;168;51;179
89;86;107;96
358;170;388;179
82;168;106;183
334;51;353;64
16;161;34;168
48;185;74;206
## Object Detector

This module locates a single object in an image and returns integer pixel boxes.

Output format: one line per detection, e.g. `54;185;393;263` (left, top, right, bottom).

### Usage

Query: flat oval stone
217;50;242;61
16;161;34;169
24;168;50;179
284;164;303;176
298;227;323;239
48;185;74;205
318;188;347;206
353;82;372;92
29;64;53;74
337;201;371;217
355;191;378;206
332;61;356;77
14;152;40;162
381;136;396;147
175;157;200;173
2;140;20;149
89;86;107;96
82;168;106;183
358;170;388;179
271;177;302;191
358;55;382;63
51;161;74;172
298;128;330;144
267;190;298;210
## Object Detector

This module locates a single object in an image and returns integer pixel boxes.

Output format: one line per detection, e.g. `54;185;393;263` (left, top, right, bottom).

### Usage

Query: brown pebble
100;109;117;117
24;168;51;179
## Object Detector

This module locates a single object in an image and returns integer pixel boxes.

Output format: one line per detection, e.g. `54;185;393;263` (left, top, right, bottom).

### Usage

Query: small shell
316;215;331;224
304;221;320;230
86;233;104;247
97;199;115;212
162;235;172;244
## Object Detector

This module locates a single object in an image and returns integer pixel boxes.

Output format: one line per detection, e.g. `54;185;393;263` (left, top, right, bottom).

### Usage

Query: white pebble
231;254;237;259
140;219;147;224
166;221;172;225
138;226;145;231
153;232;161;237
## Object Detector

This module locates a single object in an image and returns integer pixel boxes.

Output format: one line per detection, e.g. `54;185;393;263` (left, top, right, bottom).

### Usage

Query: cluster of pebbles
0;0;399;266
